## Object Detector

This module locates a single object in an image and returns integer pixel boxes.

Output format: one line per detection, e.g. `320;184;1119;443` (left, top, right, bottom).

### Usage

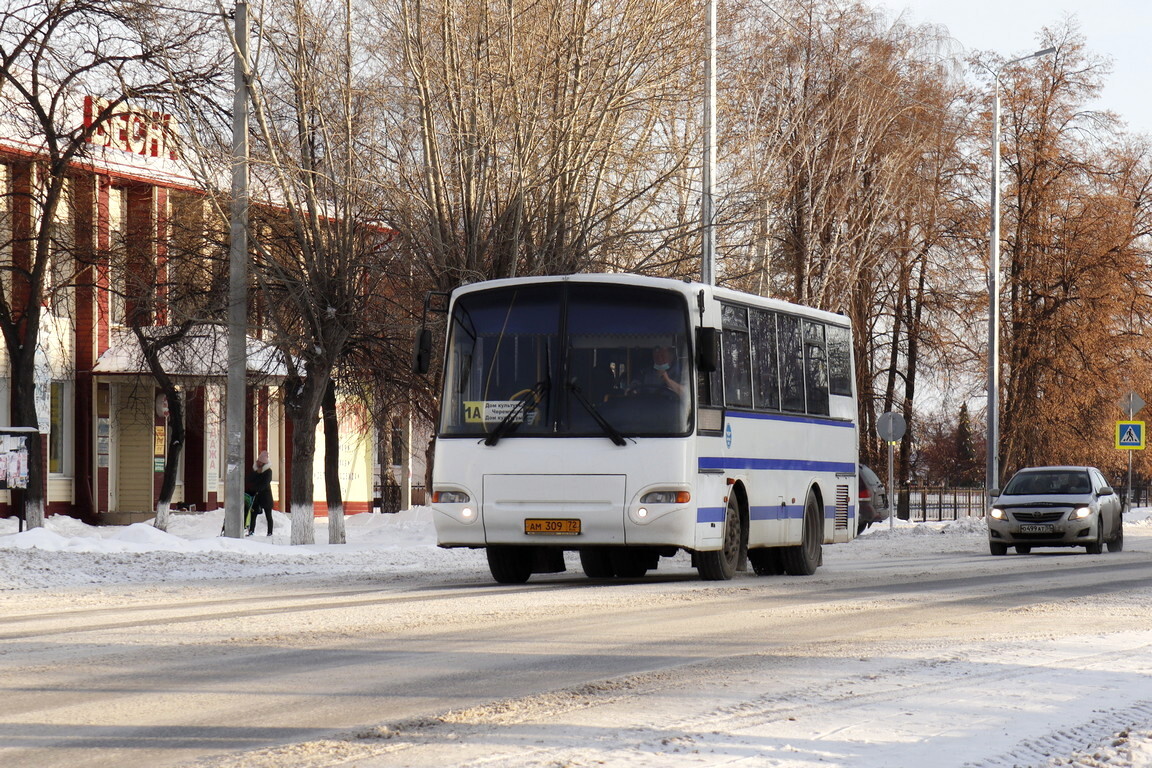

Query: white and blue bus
418;273;858;583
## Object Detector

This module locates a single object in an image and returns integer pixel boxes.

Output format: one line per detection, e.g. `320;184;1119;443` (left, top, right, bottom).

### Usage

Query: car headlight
1072;506;1092;519
640;490;691;504
989;507;1006;519
432;490;470;504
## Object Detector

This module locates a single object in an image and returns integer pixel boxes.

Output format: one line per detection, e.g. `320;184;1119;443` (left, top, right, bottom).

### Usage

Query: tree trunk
322;379;345;544
9;343;45;528
153;389;186;532
285;371;329;545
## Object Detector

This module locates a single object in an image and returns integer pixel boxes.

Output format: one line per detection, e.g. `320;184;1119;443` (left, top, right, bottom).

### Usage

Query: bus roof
449;273;850;327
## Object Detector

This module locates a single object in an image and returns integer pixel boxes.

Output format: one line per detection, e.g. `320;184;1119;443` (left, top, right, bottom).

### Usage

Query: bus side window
803;321;829;416
750;309;780;410
779;314;804;412
721;305;752;408
827;325;853;396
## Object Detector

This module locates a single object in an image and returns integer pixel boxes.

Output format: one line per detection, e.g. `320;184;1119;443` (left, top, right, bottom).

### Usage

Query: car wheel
1015;545;1031;554
1085;523;1104;555
989;541;1008;556
1108;519;1125;553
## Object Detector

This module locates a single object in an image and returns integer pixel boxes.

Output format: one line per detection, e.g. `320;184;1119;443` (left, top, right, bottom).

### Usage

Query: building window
109;185;126;325
49;380;71;475
0;163;11;307
47;177;74;317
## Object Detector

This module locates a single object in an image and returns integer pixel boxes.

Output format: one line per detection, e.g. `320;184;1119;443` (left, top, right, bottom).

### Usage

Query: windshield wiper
483;379;548;446
568;381;627;447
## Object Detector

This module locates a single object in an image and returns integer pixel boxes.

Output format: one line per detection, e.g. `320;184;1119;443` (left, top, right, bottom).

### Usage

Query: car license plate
524;518;581;535
1018;524;1054;534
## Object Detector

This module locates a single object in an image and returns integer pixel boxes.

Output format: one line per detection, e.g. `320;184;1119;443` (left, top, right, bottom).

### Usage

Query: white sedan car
987;465;1123;555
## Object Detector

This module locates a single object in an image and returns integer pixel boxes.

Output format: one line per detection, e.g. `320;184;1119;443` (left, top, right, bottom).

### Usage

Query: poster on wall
0;434;30;489
205;386;220;493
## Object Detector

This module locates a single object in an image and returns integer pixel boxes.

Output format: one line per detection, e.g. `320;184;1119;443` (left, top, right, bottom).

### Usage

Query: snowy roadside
5;509;1152;768
4;506;1150;590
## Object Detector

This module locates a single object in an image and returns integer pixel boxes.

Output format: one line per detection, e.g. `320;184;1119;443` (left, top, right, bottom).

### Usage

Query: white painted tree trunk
327;503;345;544
291;502;315;545
24;497;44;529
154;500;171;532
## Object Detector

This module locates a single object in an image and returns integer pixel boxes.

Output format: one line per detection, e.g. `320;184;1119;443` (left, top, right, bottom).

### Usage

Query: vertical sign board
876;412;906;529
1116;421;1145;450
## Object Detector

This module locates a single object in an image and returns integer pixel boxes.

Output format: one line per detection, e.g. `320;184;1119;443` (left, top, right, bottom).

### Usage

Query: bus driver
632;345;685;397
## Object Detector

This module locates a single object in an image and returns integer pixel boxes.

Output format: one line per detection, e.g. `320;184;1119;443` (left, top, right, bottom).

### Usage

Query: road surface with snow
3;509;1152;768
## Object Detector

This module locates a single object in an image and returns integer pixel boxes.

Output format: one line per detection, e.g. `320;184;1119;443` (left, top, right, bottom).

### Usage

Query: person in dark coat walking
247;450;275;536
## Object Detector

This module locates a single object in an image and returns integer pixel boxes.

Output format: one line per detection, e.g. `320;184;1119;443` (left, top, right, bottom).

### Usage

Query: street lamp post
987;46;1055;497
701;0;716;286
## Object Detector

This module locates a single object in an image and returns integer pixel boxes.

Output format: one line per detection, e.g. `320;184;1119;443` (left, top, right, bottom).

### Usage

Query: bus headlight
431;490;477;524
640;491;691;504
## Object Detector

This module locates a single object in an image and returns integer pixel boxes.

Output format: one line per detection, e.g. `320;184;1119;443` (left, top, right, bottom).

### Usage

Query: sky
4;508;1152;766
885;0;1152;135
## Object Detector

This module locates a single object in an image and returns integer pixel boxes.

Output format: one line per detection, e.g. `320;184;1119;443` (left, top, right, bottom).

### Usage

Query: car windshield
1003;470;1092;496
440;282;692;439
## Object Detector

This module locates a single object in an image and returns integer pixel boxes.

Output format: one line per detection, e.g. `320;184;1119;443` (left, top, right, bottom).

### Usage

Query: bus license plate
524;518;581;535
1018;524;1054;534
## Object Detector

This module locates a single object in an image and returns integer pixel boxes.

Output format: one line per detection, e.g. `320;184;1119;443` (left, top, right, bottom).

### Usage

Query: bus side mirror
413;328;433;375
696;327;719;373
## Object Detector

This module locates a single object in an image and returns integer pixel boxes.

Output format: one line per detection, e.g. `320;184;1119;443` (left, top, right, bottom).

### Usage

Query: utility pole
224;1;250;537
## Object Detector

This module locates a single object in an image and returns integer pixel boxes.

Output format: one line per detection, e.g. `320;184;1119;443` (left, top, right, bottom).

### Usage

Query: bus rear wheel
781;493;822;576
748;547;784;575
486;546;533;584
697;495;741;581
579;548;615;578
610;548;651;578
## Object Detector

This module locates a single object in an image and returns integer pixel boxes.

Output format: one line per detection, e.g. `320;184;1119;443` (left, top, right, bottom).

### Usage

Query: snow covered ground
4;508;1152;768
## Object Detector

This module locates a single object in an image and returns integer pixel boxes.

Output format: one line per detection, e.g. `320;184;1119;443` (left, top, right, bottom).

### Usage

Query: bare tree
373;0;703;289
987;25;1152;478
721;0;968;487
227;0;404;544
0;0;225;527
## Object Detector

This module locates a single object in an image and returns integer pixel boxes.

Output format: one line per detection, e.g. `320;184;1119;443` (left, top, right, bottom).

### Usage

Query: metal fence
900;484;1151;522
900;487;986;522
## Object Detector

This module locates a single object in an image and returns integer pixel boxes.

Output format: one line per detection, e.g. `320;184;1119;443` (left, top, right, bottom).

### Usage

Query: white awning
92;326;288;380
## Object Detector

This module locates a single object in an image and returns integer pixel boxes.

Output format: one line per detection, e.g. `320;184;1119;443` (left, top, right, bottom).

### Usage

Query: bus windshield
440;282;692;440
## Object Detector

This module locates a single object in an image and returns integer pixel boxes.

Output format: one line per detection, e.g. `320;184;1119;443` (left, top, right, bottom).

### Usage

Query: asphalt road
4;530;1152;768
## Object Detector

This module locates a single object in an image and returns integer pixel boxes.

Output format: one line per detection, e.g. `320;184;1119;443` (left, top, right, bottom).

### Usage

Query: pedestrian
247;450;275;536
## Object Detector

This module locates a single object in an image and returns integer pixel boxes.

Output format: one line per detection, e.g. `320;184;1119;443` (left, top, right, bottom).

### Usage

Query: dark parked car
858;464;890;534
987;465;1123;555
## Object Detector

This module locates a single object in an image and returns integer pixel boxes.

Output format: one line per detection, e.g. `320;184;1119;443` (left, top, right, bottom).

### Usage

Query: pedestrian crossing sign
1116;421;1145;450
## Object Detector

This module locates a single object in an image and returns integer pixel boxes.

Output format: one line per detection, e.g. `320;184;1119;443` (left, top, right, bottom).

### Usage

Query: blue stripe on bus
697;507;726;523
724;411;856;428
698;457;856;474
699;505;855;524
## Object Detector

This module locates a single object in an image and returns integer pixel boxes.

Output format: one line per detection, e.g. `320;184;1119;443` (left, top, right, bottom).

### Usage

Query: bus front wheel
697;495;741;581
781;493;822;576
487;546;533;584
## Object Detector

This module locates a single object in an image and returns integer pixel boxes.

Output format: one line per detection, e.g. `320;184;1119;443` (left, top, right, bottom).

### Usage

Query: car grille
1008;510;1066;523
